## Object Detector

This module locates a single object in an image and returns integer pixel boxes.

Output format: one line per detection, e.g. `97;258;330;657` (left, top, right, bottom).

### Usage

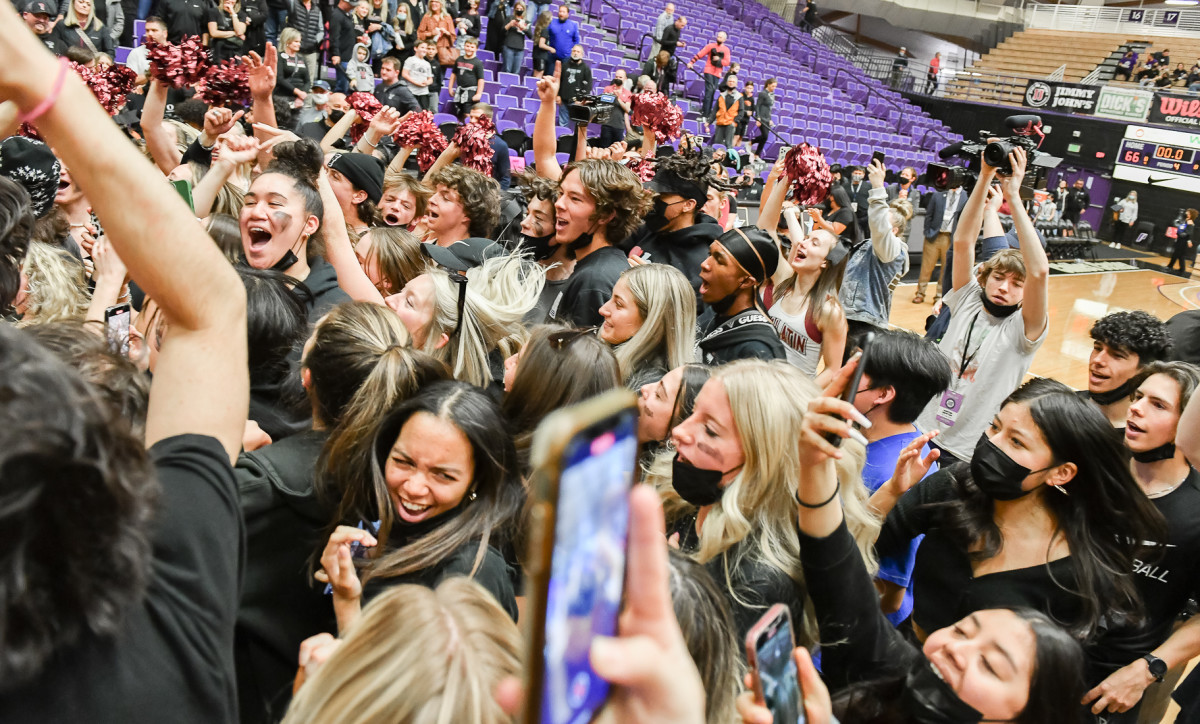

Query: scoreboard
1114;125;1200;192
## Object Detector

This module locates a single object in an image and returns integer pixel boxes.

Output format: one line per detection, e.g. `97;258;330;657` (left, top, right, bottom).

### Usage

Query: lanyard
958;311;984;380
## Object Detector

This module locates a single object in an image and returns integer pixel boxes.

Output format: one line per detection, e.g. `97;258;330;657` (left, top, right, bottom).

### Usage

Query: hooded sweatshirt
346;42;376;91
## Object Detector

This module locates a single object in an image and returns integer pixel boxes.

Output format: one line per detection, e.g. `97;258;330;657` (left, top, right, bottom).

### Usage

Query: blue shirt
547;17;580;60
863;430;937;626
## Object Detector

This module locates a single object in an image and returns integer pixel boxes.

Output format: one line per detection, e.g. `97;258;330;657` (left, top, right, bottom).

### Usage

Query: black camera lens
984;140;1014;172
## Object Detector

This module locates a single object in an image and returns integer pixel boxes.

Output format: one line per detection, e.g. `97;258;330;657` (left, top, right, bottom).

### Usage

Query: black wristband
796;483;840;509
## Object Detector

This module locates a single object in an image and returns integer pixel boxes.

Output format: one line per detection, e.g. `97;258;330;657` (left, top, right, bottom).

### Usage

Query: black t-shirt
453;55;485;89
37;30;70;55
207;5;249;50
659;24;680;54
0;435;243;723
552;245;628;328
1086;468;1200;678
157;0;211;42
877;464;1089;638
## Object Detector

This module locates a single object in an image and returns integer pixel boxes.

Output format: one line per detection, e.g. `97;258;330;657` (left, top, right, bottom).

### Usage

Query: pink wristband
18;57;71;125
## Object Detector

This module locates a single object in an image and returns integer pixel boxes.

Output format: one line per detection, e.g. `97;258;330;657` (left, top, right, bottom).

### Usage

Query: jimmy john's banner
1149;92;1200;130
1022;80;1099;114
1094;86;1152;123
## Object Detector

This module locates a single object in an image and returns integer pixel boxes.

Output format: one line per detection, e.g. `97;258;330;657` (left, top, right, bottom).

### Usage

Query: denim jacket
839;187;908;328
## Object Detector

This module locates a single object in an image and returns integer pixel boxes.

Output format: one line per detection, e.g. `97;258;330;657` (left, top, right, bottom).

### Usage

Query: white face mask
311;93;330;104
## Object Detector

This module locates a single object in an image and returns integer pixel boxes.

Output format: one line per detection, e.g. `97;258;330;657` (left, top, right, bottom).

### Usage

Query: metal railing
1027;3;1200;38
580;0;623;40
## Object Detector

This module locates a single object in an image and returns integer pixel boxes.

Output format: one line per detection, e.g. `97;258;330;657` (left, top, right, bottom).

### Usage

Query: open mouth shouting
396;496;434;523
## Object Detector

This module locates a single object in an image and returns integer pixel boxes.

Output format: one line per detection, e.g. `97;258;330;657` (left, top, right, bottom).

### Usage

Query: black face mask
520;231;557;262
1132;442;1177;464
565;229;594;260
901;655;988;724
1088;376;1140;407
271;249;300;272
979;290;1020;318
328;109;346;124
643;197;676;233
671;454;740;506
970;434;1052;501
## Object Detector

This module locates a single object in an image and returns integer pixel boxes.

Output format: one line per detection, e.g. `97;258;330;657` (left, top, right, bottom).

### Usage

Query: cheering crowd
3;0;1200;723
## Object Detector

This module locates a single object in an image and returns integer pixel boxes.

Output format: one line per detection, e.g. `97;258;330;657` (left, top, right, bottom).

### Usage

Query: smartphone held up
747;604;805;724
522;390;639;724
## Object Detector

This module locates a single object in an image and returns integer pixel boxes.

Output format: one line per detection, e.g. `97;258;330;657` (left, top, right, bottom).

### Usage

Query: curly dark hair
0;178;35;316
652;150;719;204
0;324;157;689
561;159;654;244
1089;310;1173;364
429;165;502;239
517;169;560;206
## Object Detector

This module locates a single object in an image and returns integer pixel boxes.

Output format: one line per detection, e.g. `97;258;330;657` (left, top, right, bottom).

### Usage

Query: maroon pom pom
195;60;252;108
626;157;656;183
630;92;683;144
783;143;832;206
85;64;138;115
451;114;496;177
394;111;449;172
145;35;210;89
18;122;42;141
346;92;382;142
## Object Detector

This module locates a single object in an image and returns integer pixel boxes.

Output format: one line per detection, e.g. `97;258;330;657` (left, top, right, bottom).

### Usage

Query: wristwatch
1142;654;1167;682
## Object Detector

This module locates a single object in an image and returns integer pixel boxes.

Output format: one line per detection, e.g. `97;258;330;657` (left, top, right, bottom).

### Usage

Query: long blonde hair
282;579;522;724
17;242;91;326
653;360;879;642
65;0;104;31
610;263;696;384
418;253;544;387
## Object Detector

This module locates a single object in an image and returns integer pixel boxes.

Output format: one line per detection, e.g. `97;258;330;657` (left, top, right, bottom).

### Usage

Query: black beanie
329;152;385;204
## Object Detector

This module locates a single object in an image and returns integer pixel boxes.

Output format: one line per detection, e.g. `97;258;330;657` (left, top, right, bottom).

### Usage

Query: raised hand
203;106;246;141
536;60;561;104
867;158;885;189
292;633;343;694
998;146;1027;197
214;133;261;168
243;42;278;99
798;356;872;466
369;105;402;137
89;233;128;285
888;430;939;496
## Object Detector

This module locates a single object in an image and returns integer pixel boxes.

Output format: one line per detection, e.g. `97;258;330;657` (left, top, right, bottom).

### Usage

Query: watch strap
1142;654;1167;682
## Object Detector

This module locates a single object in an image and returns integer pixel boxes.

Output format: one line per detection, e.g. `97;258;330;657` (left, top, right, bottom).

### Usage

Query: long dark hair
332;381;522;584
833;608;1086;724
941;378;1166;639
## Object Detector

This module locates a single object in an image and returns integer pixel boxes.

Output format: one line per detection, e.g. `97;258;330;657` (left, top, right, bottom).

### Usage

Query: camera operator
557;44;592;127
599;68;632;147
914;146;1050;466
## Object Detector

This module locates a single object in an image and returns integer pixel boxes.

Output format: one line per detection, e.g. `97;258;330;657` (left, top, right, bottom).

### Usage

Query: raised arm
321;108;359;152
950;162;996;292
756;158;787;232
245;43;278;134
142;79;183;174
999;148;1048;341
317;170;387;305
533;61;563;180
1;15;248;462
865;159;903;263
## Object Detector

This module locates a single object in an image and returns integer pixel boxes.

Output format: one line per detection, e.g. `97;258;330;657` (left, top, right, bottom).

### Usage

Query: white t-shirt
404;56;433;96
126;45;150;79
769;300;823;380
916;278;1047;460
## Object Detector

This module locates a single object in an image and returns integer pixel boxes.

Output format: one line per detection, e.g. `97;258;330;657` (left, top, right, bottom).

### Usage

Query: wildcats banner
1149;92;1200;130
1095;86;1152;123
1023;80;1100;114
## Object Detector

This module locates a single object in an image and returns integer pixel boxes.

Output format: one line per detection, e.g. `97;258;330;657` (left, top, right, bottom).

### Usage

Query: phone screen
823;331;873;446
755;614;804;724
104;302;131;356
172;179;195;212
540;411;638;724
872;150;886;167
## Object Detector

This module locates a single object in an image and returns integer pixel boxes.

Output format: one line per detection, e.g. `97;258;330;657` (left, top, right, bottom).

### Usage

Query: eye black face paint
272;211;294;231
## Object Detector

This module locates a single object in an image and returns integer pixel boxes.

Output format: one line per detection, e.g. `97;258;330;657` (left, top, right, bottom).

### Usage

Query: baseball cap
311;80;331;92
25;0;53;15
0;136;62;218
420;237;498;272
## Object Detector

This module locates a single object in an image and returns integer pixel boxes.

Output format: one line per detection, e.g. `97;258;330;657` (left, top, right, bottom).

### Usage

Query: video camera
567;93;617;125
925;114;1061;192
